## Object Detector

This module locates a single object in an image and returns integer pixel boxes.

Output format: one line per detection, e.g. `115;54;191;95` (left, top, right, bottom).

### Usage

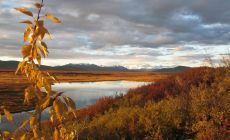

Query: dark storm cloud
42;0;230;47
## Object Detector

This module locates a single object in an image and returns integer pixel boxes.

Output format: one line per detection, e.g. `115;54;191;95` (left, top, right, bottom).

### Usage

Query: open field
0;70;169;113
0;70;169;83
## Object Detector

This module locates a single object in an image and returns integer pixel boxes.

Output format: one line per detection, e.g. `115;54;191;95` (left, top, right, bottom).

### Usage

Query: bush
65;66;230;140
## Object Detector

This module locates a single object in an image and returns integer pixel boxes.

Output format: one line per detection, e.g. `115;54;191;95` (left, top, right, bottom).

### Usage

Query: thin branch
37;0;44;131
34;0;44;30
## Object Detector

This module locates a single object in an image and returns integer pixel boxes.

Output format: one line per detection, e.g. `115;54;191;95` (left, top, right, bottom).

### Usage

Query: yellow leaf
28;36;34;44
24;89;30;105
38;29;46;40
4;109;13;122
49;107;56;123
36;54;41;65
43;27;52;39
37;78;43;90
35;86;42;100
40;41;47;49
34;46;41;65
20;20;33;25
15;8;33;17
19;120;28;129
58;98;68;114
47;72;58;82
23;86;36;105
34;3;44;9
0;114;2;123
53;128;60;140
29;116;37;127
45;14;62;23
40;97;50;110
33;45;38;57
15;61;25;75
32;128;39;139
21;45;32;58
20;133;27;140
53;100;60;120
64;96;76;111
51;75;58;82
40;41;49;57
35;20;44;28
53;98;68;122
24;26;31;42
44;80;51;94
3;131;11;137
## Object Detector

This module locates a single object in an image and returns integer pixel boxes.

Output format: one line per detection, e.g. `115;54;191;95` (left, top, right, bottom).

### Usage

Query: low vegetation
1;63;229;139
56;65;229;140
2;65;229;139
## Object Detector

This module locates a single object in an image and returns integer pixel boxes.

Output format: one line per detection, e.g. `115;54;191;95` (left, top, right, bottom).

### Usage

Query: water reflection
0;81;150;130
53;81;149;108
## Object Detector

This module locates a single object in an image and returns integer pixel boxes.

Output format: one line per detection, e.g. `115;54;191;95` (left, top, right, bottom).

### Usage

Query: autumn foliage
0;0;229;139
0;1;76;139
64;66;229;140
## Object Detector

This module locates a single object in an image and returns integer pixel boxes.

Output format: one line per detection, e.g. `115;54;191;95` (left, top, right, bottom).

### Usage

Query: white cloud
87;14;100;21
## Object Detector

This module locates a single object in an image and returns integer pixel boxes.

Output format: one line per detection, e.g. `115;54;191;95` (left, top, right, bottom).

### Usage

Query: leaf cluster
0;1;76;139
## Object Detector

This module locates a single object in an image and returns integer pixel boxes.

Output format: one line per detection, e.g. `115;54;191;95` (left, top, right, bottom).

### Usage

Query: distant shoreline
0;70;169;113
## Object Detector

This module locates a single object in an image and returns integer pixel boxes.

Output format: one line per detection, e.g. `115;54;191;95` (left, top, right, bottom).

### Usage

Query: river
0;81;150;130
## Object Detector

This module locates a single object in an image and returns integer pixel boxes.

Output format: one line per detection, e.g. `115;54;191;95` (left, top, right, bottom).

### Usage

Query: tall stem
37;0;44;131
34;0;44;30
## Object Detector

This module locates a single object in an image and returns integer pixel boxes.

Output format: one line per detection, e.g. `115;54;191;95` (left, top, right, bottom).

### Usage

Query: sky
0;0;229;69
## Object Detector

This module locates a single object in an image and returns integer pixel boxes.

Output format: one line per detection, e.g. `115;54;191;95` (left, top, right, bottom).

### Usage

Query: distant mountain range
152;66;191;72
0;60;191;72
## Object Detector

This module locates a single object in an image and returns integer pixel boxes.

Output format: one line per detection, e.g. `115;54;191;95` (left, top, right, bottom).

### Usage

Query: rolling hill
0;60;190;72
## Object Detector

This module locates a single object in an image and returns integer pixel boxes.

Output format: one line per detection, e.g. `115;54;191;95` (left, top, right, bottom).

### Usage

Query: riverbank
0;70;169;113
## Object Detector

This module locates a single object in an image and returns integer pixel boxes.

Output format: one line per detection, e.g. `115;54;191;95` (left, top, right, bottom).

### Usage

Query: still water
0;81;150;130
53;81;149;107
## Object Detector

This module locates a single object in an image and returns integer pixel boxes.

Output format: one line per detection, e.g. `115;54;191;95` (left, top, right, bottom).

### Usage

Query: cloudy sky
0;0;229;68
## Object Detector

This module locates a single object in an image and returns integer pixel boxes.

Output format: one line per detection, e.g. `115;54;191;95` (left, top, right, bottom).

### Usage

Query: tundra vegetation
0;0;229;140
60;61;229;140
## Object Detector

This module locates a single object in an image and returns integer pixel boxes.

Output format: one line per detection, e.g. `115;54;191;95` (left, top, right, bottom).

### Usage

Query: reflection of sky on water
53;81;149;107
0;81;150;131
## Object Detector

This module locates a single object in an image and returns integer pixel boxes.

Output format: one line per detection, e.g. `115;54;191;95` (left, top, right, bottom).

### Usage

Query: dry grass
0;70;169;113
